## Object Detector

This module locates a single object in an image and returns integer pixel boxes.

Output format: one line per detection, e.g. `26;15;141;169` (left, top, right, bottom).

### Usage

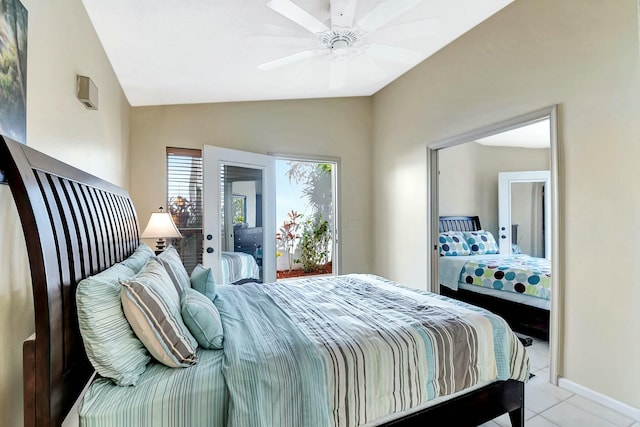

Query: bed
438;216;550;339
221;251;260;284
0;136;528;427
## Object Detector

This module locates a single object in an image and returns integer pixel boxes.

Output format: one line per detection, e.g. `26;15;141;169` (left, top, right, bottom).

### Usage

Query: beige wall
439;142;550;238
373;0;640;408
0;0;131;425
130;97;373;274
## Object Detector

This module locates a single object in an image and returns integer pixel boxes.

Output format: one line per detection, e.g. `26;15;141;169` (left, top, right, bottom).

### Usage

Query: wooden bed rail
0;136;140;427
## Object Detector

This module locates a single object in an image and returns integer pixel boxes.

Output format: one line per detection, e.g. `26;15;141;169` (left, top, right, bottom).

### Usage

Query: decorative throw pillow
120;243;155;273
156;245;191;294
121;259;198;368
77;263;151;386
439;231;471;256
181;288;224;349
463;230;500;255
190;264;217;301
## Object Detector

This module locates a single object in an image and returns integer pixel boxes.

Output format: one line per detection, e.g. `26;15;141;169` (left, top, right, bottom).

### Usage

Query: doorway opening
275;157;338;280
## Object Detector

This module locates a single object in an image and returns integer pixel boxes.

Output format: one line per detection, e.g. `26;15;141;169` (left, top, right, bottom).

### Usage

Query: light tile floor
480;338;638;427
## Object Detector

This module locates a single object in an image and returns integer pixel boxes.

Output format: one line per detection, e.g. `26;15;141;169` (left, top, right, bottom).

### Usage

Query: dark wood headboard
439;216;482;232
0;136;141;427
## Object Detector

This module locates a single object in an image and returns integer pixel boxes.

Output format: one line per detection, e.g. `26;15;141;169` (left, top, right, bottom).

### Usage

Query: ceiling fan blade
367;44;423;64
258;23;311;37
356;0;422;33
330;0;359;28
371;18;438;42
329;58;347;90
246;35;317;48
267;0;330;34
257;49;324;71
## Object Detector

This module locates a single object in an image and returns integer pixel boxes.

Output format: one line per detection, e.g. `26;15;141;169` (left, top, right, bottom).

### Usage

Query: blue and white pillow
439;231;471;256
463;230;500;255
77;262;150;386
121;243;155;273
156;246;191;294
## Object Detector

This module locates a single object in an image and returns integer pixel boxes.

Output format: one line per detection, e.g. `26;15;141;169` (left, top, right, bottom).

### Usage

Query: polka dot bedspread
460;255;551;300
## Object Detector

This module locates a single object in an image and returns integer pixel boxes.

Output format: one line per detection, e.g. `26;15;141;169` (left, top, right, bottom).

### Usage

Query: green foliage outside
277;210;303;271
295;213;330;273
232;196;245;223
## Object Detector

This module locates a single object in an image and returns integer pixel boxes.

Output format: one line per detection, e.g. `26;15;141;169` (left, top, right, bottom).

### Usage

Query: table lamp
141;207;183;254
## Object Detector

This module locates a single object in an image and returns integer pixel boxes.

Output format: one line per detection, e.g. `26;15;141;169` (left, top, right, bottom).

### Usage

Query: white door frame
426;105;561;385
203;145;276;284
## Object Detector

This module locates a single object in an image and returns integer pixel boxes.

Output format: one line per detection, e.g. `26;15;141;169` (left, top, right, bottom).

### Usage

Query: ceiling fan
257;0;435;90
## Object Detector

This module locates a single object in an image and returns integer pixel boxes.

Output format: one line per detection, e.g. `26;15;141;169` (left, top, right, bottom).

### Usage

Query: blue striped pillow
121;259;198;368
181;288;224;349
156;245;191;294
120;243;155;272
77;263;151;386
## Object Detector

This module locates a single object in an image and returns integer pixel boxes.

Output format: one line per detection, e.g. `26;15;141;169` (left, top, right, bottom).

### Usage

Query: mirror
498;170;551;258
220;164;264;279
511;182;545;256
428;106;558;384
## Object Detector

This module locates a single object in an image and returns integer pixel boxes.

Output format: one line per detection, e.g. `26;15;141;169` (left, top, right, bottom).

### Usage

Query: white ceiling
475;119;551;149
80;0;513;106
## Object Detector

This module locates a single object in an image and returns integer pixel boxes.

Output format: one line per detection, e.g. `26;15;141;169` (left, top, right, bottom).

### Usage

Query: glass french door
202;146;275;283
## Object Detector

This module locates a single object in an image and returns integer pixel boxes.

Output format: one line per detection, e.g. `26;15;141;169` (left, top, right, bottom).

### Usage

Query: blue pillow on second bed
463;230;500;255
439;231;471;256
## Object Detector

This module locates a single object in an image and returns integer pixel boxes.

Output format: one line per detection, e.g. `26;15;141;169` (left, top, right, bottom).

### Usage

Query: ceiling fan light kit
260;0;428;90
320;28;362;51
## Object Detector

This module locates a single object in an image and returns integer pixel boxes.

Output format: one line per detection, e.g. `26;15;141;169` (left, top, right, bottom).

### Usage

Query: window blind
166;147;203;273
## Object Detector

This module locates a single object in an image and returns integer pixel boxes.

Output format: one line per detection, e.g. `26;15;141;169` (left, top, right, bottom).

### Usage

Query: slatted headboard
438;215;482;232
0;136;141;427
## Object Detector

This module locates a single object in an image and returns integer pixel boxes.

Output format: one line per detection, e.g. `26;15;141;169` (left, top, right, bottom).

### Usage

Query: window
166;147;203;273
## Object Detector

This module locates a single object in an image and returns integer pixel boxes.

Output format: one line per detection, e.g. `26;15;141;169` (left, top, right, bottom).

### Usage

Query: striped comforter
80;274;528;427
216;274;529;427
221;251;260;284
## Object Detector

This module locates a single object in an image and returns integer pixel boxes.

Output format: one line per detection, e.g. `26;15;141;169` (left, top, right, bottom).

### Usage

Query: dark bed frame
439;215;550;340
0;137;524;427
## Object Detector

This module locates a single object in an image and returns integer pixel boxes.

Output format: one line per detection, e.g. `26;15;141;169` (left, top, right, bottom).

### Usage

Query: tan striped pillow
121;259;198;368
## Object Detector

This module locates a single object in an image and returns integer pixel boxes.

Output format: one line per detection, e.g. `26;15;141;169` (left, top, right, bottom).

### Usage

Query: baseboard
558;377;640;421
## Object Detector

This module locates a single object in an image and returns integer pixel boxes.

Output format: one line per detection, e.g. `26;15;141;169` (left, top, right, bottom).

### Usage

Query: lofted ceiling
80;0;513;106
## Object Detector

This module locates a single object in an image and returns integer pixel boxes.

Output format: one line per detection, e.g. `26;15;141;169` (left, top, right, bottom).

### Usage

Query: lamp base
154;238;167;255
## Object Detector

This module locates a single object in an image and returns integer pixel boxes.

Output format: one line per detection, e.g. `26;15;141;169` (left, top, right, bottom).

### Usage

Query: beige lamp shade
141;209;182;254
141;212;183;239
